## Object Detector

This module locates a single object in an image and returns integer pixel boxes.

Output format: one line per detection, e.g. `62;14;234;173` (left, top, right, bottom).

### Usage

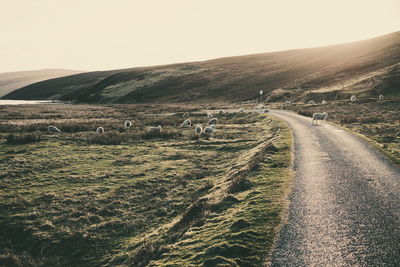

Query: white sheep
48;125;61;133
204;125;216;135
256;104;265;110
207;113;213;118
124;120;132;129
148;125;162;134
208;118;218;125
96;127;104;134
285;100;292;106
181;119;192;127
183;112;189;118
195;125;203;135
350;95;356;102
322;100;327;104
238;108;245;112
308;100;315;105
378;95;384;101
312;112;328;125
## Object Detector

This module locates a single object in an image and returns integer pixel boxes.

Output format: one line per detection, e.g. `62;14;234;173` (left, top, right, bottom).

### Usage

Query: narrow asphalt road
270;110;400;267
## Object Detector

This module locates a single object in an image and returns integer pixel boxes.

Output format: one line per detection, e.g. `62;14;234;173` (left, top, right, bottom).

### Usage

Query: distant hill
0;69;83;97
4;32;400;103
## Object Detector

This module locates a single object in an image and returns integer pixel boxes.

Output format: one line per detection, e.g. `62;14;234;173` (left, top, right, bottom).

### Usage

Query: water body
0;100;57;105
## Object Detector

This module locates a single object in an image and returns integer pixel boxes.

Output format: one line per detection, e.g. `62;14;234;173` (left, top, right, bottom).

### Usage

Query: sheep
238;108;245;112
181;119;192;127
379;95;384;101
350;95;356;102
204;125;216;135
285;100;292;106
183;112;189;118
124;120;132;129
195;125;203;135
322;100;327;104
148;125;162;134
207;113;213;118
96;127;104;134
208;118;218;125
48;125;61;133
256;104;265;110
308;100;315;105
312;112;328;125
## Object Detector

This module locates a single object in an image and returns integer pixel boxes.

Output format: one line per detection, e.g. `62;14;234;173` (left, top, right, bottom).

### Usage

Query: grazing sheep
256;104;265;110
379;95;384;101
208;118;218;125
350;95;356;102
195;125;203;135
264;109;270;113
322;100;327;104
207;113;213;118
238;108;245;112
48;125;61;133
124;120;132;129
204;125;216;135
183;112;189;118
96;127;104;134
285;100;292;106
308;100;315;105
312;112;328;125
148;125;162;134
181;119;192;127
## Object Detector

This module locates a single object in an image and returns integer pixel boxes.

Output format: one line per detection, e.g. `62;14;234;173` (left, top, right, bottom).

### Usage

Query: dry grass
0;103;292;266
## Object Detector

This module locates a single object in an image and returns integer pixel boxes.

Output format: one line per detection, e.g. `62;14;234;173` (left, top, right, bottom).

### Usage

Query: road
269;110;400;266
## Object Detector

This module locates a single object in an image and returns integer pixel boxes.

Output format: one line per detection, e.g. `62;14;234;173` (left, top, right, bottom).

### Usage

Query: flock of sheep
285;94;385;126
47;111;221;136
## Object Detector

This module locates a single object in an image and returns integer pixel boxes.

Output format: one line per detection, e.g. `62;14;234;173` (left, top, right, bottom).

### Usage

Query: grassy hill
3;31;400;103
0;69;83;97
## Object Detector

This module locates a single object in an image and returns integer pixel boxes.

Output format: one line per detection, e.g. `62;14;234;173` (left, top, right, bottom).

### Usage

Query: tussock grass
5;133;41;144
0;103;291;266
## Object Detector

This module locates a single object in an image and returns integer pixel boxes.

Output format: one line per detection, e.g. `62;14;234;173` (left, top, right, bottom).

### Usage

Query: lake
0;100;57;105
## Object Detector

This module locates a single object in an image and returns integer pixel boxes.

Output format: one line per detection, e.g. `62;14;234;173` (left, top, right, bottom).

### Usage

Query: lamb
124;120;132;129
96;127;104;134
312;112;328;125
181;119;192;127
308;100;315;105
238;108;245;112
350;95;356;102
204;125;216;135
379;95;384;101
207;113;213;118
322;100;327;104
208;118;218;125
148;125;162;134
195;125;203;135
48;126;61;133
183;112;189;118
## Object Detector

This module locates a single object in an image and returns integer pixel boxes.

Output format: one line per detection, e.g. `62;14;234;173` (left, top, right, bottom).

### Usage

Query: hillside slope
4;32;400;103
0;69;83;97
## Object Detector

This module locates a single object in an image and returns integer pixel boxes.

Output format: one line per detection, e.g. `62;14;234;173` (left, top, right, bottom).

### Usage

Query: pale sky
1;0;399;73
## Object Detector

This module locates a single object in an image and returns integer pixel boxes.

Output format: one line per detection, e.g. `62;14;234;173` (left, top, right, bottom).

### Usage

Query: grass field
0;103;291;266
283;98;400;166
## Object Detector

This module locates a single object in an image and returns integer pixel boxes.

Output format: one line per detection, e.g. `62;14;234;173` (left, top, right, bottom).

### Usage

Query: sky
1;0;399;73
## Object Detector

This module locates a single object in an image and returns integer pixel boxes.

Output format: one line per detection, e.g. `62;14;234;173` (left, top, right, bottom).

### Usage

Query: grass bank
0;104;291;266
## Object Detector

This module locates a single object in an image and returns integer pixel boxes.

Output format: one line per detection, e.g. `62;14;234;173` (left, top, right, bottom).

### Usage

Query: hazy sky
1;0;399;73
